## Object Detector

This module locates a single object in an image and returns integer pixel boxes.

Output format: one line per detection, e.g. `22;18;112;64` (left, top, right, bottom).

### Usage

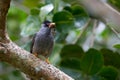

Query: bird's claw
45;58;50;64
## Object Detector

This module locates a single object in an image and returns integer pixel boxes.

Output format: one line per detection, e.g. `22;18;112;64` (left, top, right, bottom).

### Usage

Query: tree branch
64;0;120;37
0;0;10;42
0;0;74;80
0;42;73;80
89;19;99;47
78;0;120;33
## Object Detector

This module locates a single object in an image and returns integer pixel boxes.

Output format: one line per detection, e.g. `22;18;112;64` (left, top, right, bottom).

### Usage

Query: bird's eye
45;23;50;27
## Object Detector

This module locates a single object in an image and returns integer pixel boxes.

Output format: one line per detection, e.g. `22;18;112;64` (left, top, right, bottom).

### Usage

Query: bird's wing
30;33;37;53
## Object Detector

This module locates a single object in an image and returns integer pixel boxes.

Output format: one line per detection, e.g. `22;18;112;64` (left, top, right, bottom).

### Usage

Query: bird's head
41;20;56;35
43;20;55;28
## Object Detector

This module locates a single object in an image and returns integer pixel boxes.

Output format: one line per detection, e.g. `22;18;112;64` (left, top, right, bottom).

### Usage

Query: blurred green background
0;0;120;80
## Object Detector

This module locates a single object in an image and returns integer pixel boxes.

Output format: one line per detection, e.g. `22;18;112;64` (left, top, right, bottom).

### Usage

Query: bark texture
0;42;73;80
0;0;10;42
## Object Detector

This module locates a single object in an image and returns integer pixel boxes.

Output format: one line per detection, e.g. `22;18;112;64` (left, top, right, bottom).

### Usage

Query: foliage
59;45;119;80
108;0;120;11
0;0;120;80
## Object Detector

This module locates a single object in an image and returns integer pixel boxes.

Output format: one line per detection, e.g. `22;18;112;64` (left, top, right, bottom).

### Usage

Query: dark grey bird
30;20;55;63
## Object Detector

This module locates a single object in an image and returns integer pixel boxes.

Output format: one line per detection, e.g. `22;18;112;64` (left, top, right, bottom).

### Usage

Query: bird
30;20;55;63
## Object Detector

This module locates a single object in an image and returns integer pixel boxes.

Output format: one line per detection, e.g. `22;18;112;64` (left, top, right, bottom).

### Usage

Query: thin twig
89;19;99;47
73;18;92;44
110;27;120;40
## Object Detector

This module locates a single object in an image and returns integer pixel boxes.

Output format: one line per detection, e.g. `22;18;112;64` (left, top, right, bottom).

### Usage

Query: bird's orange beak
49;23;55;28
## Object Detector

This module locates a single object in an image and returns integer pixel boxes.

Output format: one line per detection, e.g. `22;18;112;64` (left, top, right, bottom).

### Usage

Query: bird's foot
45;58;50;64
33;53;38;57
33;54;50;64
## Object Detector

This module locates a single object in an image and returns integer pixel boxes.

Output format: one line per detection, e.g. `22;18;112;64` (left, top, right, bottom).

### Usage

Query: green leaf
71;5;88;17
100;48;120;68
108;0;120;11
39;4;54;22
63;6;72;13
30;8;40;15
113;44;120;49
98;66;118;80
71;5;88;28
20;15;40;37
60;44;84;59
80;48;104;75
92;75;107;80
8;7;27;21
53;11;75;33
23;0;40;8
59;44;84;71
59;58;81;71
63;5;88;18
63;5;88;28
7;7;27;41
62;0;77;4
